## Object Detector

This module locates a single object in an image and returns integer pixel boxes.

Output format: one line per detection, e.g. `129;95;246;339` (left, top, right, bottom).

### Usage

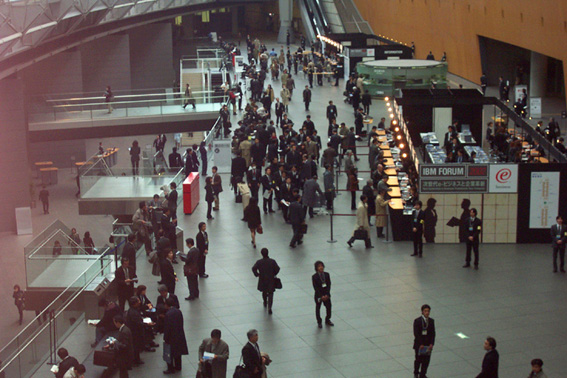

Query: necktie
255;343;260;356
124;268;129;280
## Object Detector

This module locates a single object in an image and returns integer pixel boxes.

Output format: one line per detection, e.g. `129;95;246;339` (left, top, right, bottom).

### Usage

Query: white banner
530;97;542;118
488;164;518;193
15;207;33;235
529;172;560;229
212;141;232;174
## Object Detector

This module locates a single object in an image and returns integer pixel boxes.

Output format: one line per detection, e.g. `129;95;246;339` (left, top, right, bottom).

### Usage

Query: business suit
413;316;436;378
164;307;189;372
302;178;323;218
184;246;200;299
252;257;280;311
465;217;482;267
289;201;305;247
551;223;567;272
242;342;263;378
121;242;137;270
160;258;177;294
196;230;209;277
247;167;262;199
411;209;426;256
477;349;499;378
125;307;144;363
166;189;178;218
55;356;79;378
231;156;247;194
115;265;137;311
115;325;134;378
312;271;332;325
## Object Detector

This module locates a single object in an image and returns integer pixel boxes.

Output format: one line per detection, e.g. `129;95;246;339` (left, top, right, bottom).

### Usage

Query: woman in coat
243;197;262;248
205;176;215;220
346;167;359;210
375;189;390;238
130;140;141;175
423;198;438;243
347;195;372;248
280;87;291;112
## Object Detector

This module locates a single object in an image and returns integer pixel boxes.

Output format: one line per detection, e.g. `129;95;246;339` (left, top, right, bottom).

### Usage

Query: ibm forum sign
420;164;518;193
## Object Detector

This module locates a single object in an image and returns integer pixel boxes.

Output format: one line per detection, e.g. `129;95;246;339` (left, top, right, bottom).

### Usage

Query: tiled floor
2;38;567;378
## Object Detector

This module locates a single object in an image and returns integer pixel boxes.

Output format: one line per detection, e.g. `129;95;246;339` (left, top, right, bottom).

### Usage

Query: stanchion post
327;191;337;243
382;208;393;244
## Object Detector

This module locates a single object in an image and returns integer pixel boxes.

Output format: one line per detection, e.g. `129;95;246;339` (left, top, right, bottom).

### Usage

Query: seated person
63;364;86;378
91;299;120;347
136;285;157;322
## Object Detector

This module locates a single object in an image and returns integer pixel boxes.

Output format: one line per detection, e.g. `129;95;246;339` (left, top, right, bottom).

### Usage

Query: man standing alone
412;304;435;378
303;85;312;111
252;248;280;315
463;208;482;269
312;260;333;328
183;238;200;300
476;337;499;378
39;185;49;214
551;215;567;273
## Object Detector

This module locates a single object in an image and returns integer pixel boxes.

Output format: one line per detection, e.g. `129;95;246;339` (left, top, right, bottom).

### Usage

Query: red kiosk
183;172;200;214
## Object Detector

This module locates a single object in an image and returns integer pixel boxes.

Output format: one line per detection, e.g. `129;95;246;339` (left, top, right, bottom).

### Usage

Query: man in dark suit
121;234;137;270
111;316;134;378
252;248;280;314
412;304;436;378
247;162;262;200
463;208;482;269
241;329;264;378
303;85;312;111
280;177;295;223
156;285;179;333
163;298;189;374
312;260;333;328
498;76;507;101
160;249;178;294
411;201;426;257
168;147;182;171
183;238;200;300
125;296;146;365
551;215;567;273
196;222;210;278
274;98;285;126
476;337;499;378
326;100;338;127
231;152;247;195
54;348;79;378
289;194;306;248
115;257;137;311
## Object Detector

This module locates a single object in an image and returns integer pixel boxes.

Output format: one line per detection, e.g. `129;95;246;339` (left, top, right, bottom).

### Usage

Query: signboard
419;164;488;193
15;207;33;235
349;48;375;58
514;85;527;103
488;164;518;193
529;172;560;229
212;141;231;173
530;97;542;118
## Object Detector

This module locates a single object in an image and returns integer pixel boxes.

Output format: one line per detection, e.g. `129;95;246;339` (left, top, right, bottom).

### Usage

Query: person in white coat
347;195;373;248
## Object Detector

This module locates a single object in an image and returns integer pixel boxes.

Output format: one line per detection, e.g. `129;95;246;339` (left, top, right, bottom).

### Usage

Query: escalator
298;0;332;43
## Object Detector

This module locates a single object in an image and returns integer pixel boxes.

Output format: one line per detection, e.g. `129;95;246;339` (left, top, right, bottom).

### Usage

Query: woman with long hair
243;197;262;248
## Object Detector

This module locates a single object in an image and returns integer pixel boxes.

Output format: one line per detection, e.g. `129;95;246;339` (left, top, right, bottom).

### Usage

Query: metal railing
0;251;115;378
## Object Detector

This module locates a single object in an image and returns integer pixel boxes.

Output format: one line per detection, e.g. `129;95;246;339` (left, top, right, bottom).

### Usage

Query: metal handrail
0;250;115;368
52;95;226;109
45;90;217;104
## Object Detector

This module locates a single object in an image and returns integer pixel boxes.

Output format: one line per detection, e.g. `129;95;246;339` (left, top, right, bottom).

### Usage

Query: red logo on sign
495;168;511;183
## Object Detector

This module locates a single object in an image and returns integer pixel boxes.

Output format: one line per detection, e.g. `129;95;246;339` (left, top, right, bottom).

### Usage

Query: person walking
183;238;200;300
289;194;306;248
198;329;229;378
303;85;311;111
463;208;482;269
361;90;372;115
302;175;324;219
412;304;436;378
274;98;284;127
162;297;189;374
252;248;280;315
243;197;262;248
196;222;209;278
69;228;81;254
347;195;373;248
323;165;335;211
551;215;567;273
39;185;50;214
476;337;499;378
280;87;290;112
130;140;141;175
13;284;25;325
205;176;215;220
346;167;359;210
261;167;275;214
104;86;113;113
182;83;196;109
410;201;425;257
312;261;333;328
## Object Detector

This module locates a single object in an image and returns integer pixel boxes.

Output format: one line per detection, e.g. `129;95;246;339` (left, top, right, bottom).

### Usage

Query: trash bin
183;172;200;214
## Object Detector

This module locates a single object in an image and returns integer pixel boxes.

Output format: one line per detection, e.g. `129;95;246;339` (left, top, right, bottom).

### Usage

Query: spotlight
385;97;389;101
392;120;398;125
399;143;405;149
394;127;400;132
388;107;393;112
389;114;394;118
386;102;390;107
396;135;402;140
402;152;408;159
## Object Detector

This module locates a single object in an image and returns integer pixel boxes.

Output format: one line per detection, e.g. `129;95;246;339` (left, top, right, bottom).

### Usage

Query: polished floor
2;39;567;378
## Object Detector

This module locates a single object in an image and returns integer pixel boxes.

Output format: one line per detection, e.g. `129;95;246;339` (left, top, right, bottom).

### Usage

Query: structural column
529;51;547;98
277;0;293;44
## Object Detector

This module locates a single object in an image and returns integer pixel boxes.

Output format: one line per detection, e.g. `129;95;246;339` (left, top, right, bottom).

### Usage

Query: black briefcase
300;223;308;234
353;229;368;240
93;349;116;367
235;194;243;203
274;277;283;290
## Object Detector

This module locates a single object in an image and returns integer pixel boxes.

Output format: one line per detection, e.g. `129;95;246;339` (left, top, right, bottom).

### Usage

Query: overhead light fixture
386;102;390;107
392;120;398;125
385;97;389;101
396;135;402;140
394;127;400;132
401;152;408;159
389;114;394;118
399;143;405;149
